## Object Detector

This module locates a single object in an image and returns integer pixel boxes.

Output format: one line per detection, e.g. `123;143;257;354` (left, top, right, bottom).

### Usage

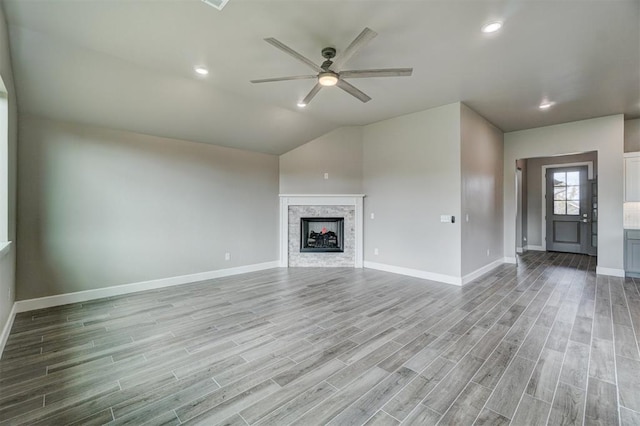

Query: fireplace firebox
300;217;344;252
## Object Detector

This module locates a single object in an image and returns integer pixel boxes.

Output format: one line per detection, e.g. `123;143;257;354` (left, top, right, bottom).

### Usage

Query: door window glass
553;171;580;215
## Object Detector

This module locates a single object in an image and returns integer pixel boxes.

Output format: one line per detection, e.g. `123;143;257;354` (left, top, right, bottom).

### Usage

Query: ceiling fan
250;28;413;106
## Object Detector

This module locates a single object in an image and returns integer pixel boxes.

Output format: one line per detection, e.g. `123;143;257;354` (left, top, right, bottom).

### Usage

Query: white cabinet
625;153;640;202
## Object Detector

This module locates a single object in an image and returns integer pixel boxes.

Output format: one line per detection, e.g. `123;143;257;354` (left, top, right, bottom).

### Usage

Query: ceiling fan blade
301;83;323;105
332;27;377;71
339;68;413;79
336;79;371;103
250;75;317;84
264;38;323;73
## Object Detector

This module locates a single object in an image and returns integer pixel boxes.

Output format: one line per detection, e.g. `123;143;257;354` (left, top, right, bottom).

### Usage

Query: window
553;171;580;215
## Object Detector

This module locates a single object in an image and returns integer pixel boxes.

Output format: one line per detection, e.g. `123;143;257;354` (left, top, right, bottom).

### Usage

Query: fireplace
300;217;344;252
279;194;364;267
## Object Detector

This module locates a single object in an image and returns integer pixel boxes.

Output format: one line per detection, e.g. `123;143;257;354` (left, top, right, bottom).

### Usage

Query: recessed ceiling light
194;67;209;76
481;21;503;33
539;101;556;110
297;102;307;108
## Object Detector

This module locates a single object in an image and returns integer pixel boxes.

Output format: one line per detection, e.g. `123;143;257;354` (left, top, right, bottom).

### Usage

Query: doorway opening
515;151;598;256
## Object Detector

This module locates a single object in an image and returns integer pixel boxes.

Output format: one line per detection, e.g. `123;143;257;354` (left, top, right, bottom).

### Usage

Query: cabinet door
625;155;640;202
627;238;640;273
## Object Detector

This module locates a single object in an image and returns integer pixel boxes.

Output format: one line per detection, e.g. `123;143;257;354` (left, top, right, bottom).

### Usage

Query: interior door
545;166;589;254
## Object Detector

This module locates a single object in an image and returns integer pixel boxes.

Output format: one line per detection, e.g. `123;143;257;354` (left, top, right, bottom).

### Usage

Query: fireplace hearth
300;217;344;252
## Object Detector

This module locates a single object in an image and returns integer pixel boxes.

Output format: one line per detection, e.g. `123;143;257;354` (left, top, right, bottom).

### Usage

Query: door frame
516;168;523;254
541;161;594;250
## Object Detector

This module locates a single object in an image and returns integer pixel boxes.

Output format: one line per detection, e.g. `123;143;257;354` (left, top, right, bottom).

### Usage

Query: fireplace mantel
279;194;364;268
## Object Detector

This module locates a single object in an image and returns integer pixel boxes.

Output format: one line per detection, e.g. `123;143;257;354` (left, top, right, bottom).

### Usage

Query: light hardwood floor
1;251;639;425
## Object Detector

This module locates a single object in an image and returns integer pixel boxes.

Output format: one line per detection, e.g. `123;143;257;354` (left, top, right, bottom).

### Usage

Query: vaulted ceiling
4;0;639;154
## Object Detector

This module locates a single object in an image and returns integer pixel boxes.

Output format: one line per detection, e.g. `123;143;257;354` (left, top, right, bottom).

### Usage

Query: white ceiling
3;0;639;155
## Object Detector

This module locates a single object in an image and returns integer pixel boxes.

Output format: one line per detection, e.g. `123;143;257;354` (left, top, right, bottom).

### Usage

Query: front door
546;166;590;254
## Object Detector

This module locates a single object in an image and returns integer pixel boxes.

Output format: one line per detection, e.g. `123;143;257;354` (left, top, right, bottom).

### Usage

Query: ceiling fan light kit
318;72;338;87
251;27;413;106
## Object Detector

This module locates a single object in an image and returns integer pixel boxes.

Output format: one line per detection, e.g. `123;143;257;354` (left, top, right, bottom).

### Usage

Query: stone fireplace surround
279;195;364;267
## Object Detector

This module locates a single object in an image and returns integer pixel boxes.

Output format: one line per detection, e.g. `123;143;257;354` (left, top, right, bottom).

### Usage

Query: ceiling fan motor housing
322;47;336;59
321;47;337;70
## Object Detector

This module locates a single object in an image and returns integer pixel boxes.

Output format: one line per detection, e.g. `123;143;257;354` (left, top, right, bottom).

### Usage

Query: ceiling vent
200;0;230;11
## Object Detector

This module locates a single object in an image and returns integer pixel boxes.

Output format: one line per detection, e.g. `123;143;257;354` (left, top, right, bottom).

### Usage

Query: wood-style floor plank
1;252;634;425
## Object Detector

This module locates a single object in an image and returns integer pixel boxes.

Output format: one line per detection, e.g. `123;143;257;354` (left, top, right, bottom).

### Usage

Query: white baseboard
363;259;514;286
595;266;625;277
0;302;16;356
14;261;280;313
516;247;524;254
364;261;462;286
525;245;545;251
462;259;505;285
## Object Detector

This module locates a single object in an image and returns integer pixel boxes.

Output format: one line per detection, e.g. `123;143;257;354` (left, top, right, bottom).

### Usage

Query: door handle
582;219;589;223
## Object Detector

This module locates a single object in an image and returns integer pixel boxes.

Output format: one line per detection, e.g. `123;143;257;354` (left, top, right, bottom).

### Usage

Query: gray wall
279;126;362;194
17;116;279;300
362;103;462;278
524;152;597;248
460;104;504;276
0;3;18;340
625;119;640;153
504;115;624;272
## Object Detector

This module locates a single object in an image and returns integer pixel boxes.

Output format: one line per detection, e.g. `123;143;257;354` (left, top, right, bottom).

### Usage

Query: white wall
17;116;280;300
515;159;528;250
362;103;462;279
460;104;504;275
504;115;624;275
279;126;362;194
625;119;640;153
0;4;18;347
524;152;597;248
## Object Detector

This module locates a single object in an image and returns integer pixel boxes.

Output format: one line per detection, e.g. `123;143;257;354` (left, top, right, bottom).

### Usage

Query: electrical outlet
225;252;230;261
324;172;329;180
370;213;375;219
374;248;379;255
466;214;469;222
486;249;490;256
7;288;10;300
